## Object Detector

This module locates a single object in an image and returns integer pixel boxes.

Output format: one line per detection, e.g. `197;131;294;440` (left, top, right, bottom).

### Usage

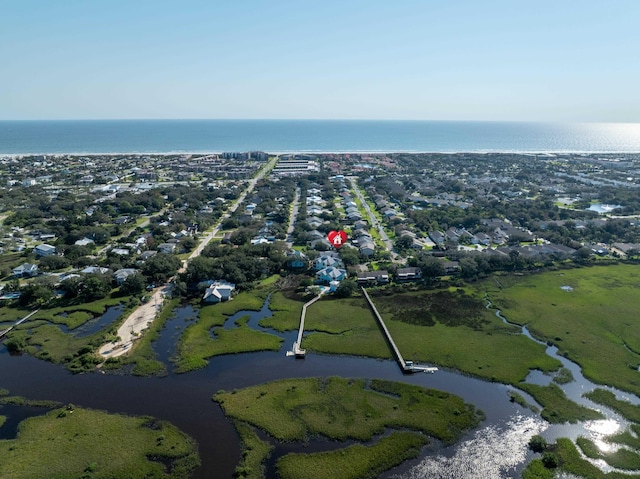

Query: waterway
1;295;639;478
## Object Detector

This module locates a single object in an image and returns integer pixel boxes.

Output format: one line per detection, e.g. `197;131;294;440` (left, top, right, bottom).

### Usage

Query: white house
203;281;236;303
13;263;38;278
75;237;95;246
34;243;56;257
113;268;138;285
158;243;177;254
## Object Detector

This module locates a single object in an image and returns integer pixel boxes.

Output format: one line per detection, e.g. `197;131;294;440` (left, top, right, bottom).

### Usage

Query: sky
1;0;639;121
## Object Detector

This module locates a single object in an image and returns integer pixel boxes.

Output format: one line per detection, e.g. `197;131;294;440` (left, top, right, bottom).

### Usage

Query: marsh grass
577;437;640;470
0;407;199;479
517;383;603;424
233;421;274;479
276;431;428;479
174;291;282;373
584;389;640;423
486;264;640;396
214;377;481;444
111;298;182;376
258;291;304;332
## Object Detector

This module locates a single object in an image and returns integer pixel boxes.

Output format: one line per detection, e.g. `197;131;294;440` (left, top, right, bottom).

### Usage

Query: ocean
1;120;640;155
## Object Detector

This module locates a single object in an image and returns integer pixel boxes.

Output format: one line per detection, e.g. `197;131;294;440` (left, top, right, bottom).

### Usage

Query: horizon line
1;118;640;124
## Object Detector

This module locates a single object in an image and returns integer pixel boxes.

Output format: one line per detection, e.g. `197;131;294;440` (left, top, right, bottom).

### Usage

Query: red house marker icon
327;230;348;249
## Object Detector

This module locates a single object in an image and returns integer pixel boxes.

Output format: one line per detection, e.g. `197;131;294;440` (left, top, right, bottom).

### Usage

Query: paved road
348;177;397;258
285;187;301;248
98;157;278;359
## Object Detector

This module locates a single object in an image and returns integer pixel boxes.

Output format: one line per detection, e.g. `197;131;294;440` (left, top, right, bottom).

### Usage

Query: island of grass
0;406;199;479
214;377;483;479
174;286;304;373
2;295;132;373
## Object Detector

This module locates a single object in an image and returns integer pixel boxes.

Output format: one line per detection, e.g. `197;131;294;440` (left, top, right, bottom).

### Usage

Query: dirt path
97;157;277;360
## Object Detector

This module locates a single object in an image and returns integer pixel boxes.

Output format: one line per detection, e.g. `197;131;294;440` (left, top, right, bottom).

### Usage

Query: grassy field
0;406;199;479
303;296;391;359
303;289;559;385
174;290;280;373
485;264;640;396
277;431;428;479
215;377;481;479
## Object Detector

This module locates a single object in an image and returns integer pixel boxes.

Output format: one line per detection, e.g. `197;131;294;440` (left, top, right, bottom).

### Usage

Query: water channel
1;293;639;478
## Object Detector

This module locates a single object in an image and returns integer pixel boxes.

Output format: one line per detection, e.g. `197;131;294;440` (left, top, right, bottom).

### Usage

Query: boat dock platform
361;287;437;374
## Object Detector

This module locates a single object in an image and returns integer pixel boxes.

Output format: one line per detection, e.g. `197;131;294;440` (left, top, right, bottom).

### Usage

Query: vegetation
108;298;182;376
277;431;428;479
214;377;481;443
0;396;61;408
0;406;199;479
577;437;640;470
215;377;481;479
487;264;640;396
517;383;603;423
552;438;637;479
553;367;575;385
303;290;559;385
174;290;280;373
257;290;304;332
233;421;274;479
584;389;640;423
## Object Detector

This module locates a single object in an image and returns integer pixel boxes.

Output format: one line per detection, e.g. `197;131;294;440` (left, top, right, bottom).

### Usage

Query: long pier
361;287;436;374
0;310;39;339
287;294;322;358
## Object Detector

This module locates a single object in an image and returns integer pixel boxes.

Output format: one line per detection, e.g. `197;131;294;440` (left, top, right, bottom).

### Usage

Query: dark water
152;305;198;366
2;296;637;478
0;299;526;479
2;120;640;154
62;304;125;337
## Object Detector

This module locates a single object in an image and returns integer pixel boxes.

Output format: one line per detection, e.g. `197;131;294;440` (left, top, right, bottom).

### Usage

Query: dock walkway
361;287;437;374
0;310;39;339
287;294;322;358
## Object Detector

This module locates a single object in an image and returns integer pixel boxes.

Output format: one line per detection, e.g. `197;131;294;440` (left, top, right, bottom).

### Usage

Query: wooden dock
287;294;322;358
0;309;39;339
361;287;437;374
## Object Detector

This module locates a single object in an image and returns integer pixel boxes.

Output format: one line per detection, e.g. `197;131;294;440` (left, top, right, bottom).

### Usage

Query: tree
18;284;53;307
335;279;357;298
541;452;558;469
82;275;112;300
528;435;547;453
38;255;70;271
119;273;146;296
395;235;413;250
141;253;182;283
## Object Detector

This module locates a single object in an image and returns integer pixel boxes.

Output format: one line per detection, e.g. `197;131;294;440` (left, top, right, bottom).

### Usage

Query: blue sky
1;0;638;121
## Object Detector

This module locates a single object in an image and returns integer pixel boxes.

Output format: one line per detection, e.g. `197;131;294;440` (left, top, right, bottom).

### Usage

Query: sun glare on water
398;415;547;479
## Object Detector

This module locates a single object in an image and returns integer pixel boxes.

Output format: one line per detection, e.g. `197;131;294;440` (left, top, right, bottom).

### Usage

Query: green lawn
0;407;199;479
